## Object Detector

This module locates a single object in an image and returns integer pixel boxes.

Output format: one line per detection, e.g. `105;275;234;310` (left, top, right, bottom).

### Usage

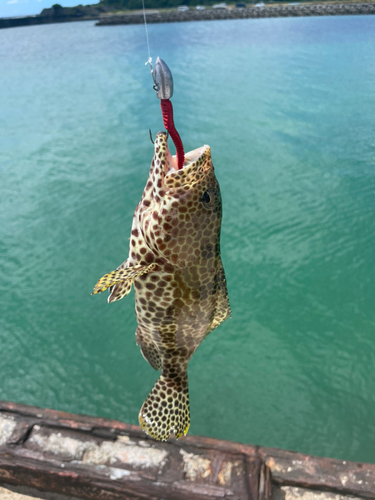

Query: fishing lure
92;59;231;441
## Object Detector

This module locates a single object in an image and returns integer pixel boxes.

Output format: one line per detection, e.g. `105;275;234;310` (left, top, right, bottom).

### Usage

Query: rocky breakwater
97;3;375;25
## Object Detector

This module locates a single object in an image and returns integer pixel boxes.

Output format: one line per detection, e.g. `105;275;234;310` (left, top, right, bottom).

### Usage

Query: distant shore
0;3;108;30
97;3;375;25
1;2;374;30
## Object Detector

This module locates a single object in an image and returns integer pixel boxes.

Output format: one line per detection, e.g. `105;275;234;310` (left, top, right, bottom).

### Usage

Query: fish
92;131;231;441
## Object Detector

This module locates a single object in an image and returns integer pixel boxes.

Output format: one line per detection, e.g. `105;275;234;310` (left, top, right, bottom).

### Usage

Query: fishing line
141;0;152;65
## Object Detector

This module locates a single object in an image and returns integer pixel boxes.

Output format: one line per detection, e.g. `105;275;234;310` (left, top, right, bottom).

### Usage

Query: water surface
1;16;375;462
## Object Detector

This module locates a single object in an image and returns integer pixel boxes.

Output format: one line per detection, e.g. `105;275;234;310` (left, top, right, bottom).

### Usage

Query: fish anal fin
139;374;190;441
207;263;231;334
136;327;161;370
140;343;161;370
92;263;156;296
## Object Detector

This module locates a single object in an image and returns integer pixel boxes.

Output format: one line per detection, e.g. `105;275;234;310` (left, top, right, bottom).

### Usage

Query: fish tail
139;373;190;441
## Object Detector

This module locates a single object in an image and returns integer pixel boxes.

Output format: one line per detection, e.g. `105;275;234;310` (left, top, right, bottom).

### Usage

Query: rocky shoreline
1;2;374;30
97;2;375;25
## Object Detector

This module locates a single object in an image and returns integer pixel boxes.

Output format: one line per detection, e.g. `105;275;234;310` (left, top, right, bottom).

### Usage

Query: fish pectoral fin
91;263;156;296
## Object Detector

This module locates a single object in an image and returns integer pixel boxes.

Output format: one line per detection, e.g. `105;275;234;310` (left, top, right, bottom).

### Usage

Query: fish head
138;131;222;267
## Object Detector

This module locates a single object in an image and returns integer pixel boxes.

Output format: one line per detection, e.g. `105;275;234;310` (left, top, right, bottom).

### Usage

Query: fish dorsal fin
92;262;156;297
207;263;231;334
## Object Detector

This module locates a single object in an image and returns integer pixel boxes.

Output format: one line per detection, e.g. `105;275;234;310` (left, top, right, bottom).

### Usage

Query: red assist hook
151;57;185;170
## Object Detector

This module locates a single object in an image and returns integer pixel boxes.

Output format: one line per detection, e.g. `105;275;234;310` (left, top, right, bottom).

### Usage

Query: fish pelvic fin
108;280;132;303
91;263;156;297
139;374;190;441
107;260;130;303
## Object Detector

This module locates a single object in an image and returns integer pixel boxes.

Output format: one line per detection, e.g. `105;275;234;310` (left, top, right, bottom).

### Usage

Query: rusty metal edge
0;449;242;500
1;400;375;499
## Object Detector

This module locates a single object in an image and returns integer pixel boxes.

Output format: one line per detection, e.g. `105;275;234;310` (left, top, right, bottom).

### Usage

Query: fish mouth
154;132;210;189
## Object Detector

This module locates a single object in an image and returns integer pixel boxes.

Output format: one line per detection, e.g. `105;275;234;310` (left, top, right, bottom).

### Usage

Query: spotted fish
92;131;231;441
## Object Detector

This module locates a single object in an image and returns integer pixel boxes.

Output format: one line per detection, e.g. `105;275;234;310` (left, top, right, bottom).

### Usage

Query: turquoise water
1;16;375;462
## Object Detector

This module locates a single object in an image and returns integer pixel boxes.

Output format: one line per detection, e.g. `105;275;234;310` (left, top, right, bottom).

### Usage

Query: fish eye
202;191;211;204
201;189;216;208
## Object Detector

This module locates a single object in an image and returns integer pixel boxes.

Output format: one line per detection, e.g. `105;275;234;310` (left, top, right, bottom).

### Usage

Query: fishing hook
146;59;159;94
149;129;168;144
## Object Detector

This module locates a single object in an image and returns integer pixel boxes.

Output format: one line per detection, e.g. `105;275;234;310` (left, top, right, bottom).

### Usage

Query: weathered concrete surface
0;418;16;447
0;486;37;500
263;453;375;499
0;484;363;500
82;438;168;468
273;486;364;500
0;485;81;500
26;425;169;468
97;3;375;25
0;484;364;500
